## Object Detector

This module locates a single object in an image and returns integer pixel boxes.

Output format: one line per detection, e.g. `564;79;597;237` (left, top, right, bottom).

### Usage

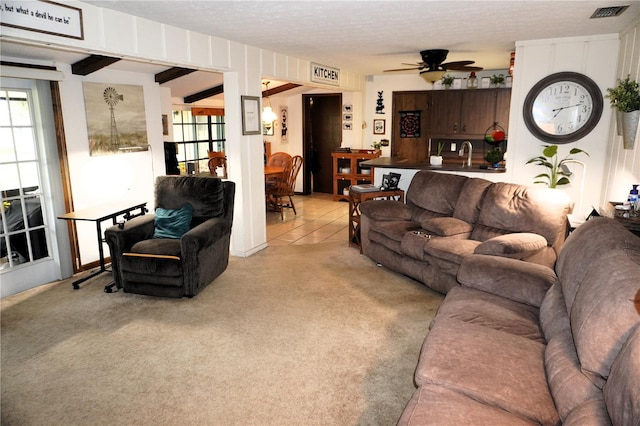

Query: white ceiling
81;0;639;74
2;1;638;102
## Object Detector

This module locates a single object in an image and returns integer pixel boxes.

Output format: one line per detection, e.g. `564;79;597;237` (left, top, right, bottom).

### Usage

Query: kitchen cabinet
429;88;511;138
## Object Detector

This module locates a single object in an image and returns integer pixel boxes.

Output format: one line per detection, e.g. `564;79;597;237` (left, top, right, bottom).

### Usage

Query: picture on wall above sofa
82;82;148;156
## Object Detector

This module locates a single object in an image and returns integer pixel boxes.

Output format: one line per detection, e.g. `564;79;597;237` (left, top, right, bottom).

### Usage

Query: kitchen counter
359;156;506;173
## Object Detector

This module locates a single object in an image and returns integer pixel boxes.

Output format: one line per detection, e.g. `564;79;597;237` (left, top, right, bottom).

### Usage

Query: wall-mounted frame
0;0;84;40
373;119;386;135
263;122;274;136
162;114;169;135
241;96;261;135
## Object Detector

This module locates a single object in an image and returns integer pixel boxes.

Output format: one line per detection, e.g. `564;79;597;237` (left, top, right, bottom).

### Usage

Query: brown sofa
360;171;573;294
398;217;640;425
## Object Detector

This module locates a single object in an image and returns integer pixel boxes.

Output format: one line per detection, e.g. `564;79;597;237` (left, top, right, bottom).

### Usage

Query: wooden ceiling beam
183;84;224;104
262;83;301;97
155;67;196;84
71;54;120;76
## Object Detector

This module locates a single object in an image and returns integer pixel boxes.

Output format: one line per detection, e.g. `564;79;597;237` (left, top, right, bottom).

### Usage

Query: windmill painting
82;82;148;156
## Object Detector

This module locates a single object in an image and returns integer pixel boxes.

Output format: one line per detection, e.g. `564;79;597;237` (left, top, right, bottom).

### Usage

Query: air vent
590;5;629;18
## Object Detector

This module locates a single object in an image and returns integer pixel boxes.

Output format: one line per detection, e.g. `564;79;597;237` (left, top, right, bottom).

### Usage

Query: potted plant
526;144;589;188
441;74;455;89
606;75;640;149
490;73;505;88
485;148;504;168
371;141;382;150
430;141;445;166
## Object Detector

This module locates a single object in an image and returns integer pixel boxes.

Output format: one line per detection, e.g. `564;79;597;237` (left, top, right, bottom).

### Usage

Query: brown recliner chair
105;176;235;298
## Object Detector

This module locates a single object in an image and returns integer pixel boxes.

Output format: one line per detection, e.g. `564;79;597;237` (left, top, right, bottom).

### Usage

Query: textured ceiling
81;0;640;74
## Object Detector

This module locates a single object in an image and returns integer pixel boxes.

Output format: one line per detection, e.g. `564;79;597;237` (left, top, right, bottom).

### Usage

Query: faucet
459;141;473;167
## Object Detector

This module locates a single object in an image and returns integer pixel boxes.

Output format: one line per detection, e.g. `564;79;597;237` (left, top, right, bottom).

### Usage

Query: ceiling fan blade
401;62;425;67
384;67;424;72
442;60;475;67
446;65;484;71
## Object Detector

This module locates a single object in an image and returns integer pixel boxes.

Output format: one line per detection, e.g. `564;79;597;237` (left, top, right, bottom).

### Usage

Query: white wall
1;0;366;271
602;17;640;205
505;34;620;220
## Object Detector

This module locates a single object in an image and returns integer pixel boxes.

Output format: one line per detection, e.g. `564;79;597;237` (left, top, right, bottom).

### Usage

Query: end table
348;187;405;252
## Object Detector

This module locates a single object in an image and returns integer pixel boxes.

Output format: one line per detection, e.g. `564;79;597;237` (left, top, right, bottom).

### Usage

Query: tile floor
266;192;350;246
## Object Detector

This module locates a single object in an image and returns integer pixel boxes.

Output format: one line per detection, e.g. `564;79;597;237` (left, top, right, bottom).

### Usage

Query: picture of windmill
82;82;148;156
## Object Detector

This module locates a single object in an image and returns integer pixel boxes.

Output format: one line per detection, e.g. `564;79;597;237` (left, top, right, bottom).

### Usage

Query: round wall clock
523;71;603;143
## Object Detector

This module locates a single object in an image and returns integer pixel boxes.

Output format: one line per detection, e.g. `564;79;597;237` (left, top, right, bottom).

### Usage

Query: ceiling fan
384;49;483;82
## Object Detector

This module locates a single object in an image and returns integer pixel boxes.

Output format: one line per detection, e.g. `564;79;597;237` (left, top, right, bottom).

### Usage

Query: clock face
523;72;603;144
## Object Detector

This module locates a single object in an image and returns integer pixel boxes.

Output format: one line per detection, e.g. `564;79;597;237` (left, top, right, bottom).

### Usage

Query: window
0;89;50;270
172;110;226;173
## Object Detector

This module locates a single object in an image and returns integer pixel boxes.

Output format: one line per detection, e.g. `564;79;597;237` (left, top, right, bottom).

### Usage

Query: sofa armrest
104;214;156;288
181;217;231;254
474;232;547;259
457;254;557;307
360;200;413;221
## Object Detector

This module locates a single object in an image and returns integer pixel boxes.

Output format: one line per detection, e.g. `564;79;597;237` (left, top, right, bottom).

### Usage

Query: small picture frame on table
373;119;385;135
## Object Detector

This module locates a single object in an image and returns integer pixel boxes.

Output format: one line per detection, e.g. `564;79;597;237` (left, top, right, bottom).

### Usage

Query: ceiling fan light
420;70;445;83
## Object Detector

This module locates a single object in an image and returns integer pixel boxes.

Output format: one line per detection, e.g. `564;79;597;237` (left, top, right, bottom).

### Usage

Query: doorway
302;93;342;194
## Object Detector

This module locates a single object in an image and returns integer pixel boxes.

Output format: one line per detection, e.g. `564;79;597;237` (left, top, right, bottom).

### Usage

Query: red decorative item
484;122;506;145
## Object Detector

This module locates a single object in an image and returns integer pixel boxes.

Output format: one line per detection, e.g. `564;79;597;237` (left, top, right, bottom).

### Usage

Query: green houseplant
441;74;455;89
526;144;589;188
490;73;505;88
485;148;504;168
430;141;445;166
606;75;640;149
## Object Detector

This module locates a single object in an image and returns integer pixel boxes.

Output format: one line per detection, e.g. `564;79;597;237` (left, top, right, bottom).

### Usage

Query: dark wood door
303;94;342;194
391;91;431;162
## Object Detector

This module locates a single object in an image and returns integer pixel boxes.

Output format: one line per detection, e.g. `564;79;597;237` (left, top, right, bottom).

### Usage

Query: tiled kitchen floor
265;192;350;246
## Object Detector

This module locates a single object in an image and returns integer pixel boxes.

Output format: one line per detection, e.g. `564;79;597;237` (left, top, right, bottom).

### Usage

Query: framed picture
343;113;353;121
373;119;386;135
241;96;261;135
343;122;353;130
162;114;169;135
263;122;274;136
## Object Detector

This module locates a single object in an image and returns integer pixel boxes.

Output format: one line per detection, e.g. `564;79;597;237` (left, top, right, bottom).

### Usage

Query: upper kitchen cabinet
429;88;511;138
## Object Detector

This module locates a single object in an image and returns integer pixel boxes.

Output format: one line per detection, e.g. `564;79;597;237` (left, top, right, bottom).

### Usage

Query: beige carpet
1;242;443;425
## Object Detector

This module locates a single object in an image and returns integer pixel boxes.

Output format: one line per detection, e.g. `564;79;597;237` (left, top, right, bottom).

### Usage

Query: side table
348;187;405;252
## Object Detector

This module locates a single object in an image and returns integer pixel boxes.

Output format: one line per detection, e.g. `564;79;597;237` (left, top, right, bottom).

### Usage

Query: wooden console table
58;201;148;290
348;187;404;252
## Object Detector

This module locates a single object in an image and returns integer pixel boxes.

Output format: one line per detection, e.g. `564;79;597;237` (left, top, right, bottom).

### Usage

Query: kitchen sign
311;62;340;86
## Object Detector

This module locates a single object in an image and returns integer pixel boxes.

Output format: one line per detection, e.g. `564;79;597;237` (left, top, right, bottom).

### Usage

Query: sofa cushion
153;204;193;239
422;237;480;264
369;221;421;255
420;217;473;237
406;171;468;216
452;176;493;224
155;175;224;223
471;183;571;248
398;384;536;426
474;232;547;259
570;248;640;386
603;323;640;426
433;287;544;342
414;318;558;425
122;238;182;277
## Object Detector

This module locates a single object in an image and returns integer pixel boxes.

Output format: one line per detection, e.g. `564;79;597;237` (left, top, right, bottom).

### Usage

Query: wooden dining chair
207;152;227;178
266;155;303;220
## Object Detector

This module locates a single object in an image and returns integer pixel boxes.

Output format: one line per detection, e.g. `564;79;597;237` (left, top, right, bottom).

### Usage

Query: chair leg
288;195;297;215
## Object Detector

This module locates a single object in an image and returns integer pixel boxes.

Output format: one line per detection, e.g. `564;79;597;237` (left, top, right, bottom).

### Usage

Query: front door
302;93;342;194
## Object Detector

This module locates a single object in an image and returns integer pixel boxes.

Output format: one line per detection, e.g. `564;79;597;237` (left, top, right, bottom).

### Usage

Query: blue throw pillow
153;204;193;239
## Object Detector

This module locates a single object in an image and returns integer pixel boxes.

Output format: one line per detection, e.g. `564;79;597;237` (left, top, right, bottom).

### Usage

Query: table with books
348;184;405;252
